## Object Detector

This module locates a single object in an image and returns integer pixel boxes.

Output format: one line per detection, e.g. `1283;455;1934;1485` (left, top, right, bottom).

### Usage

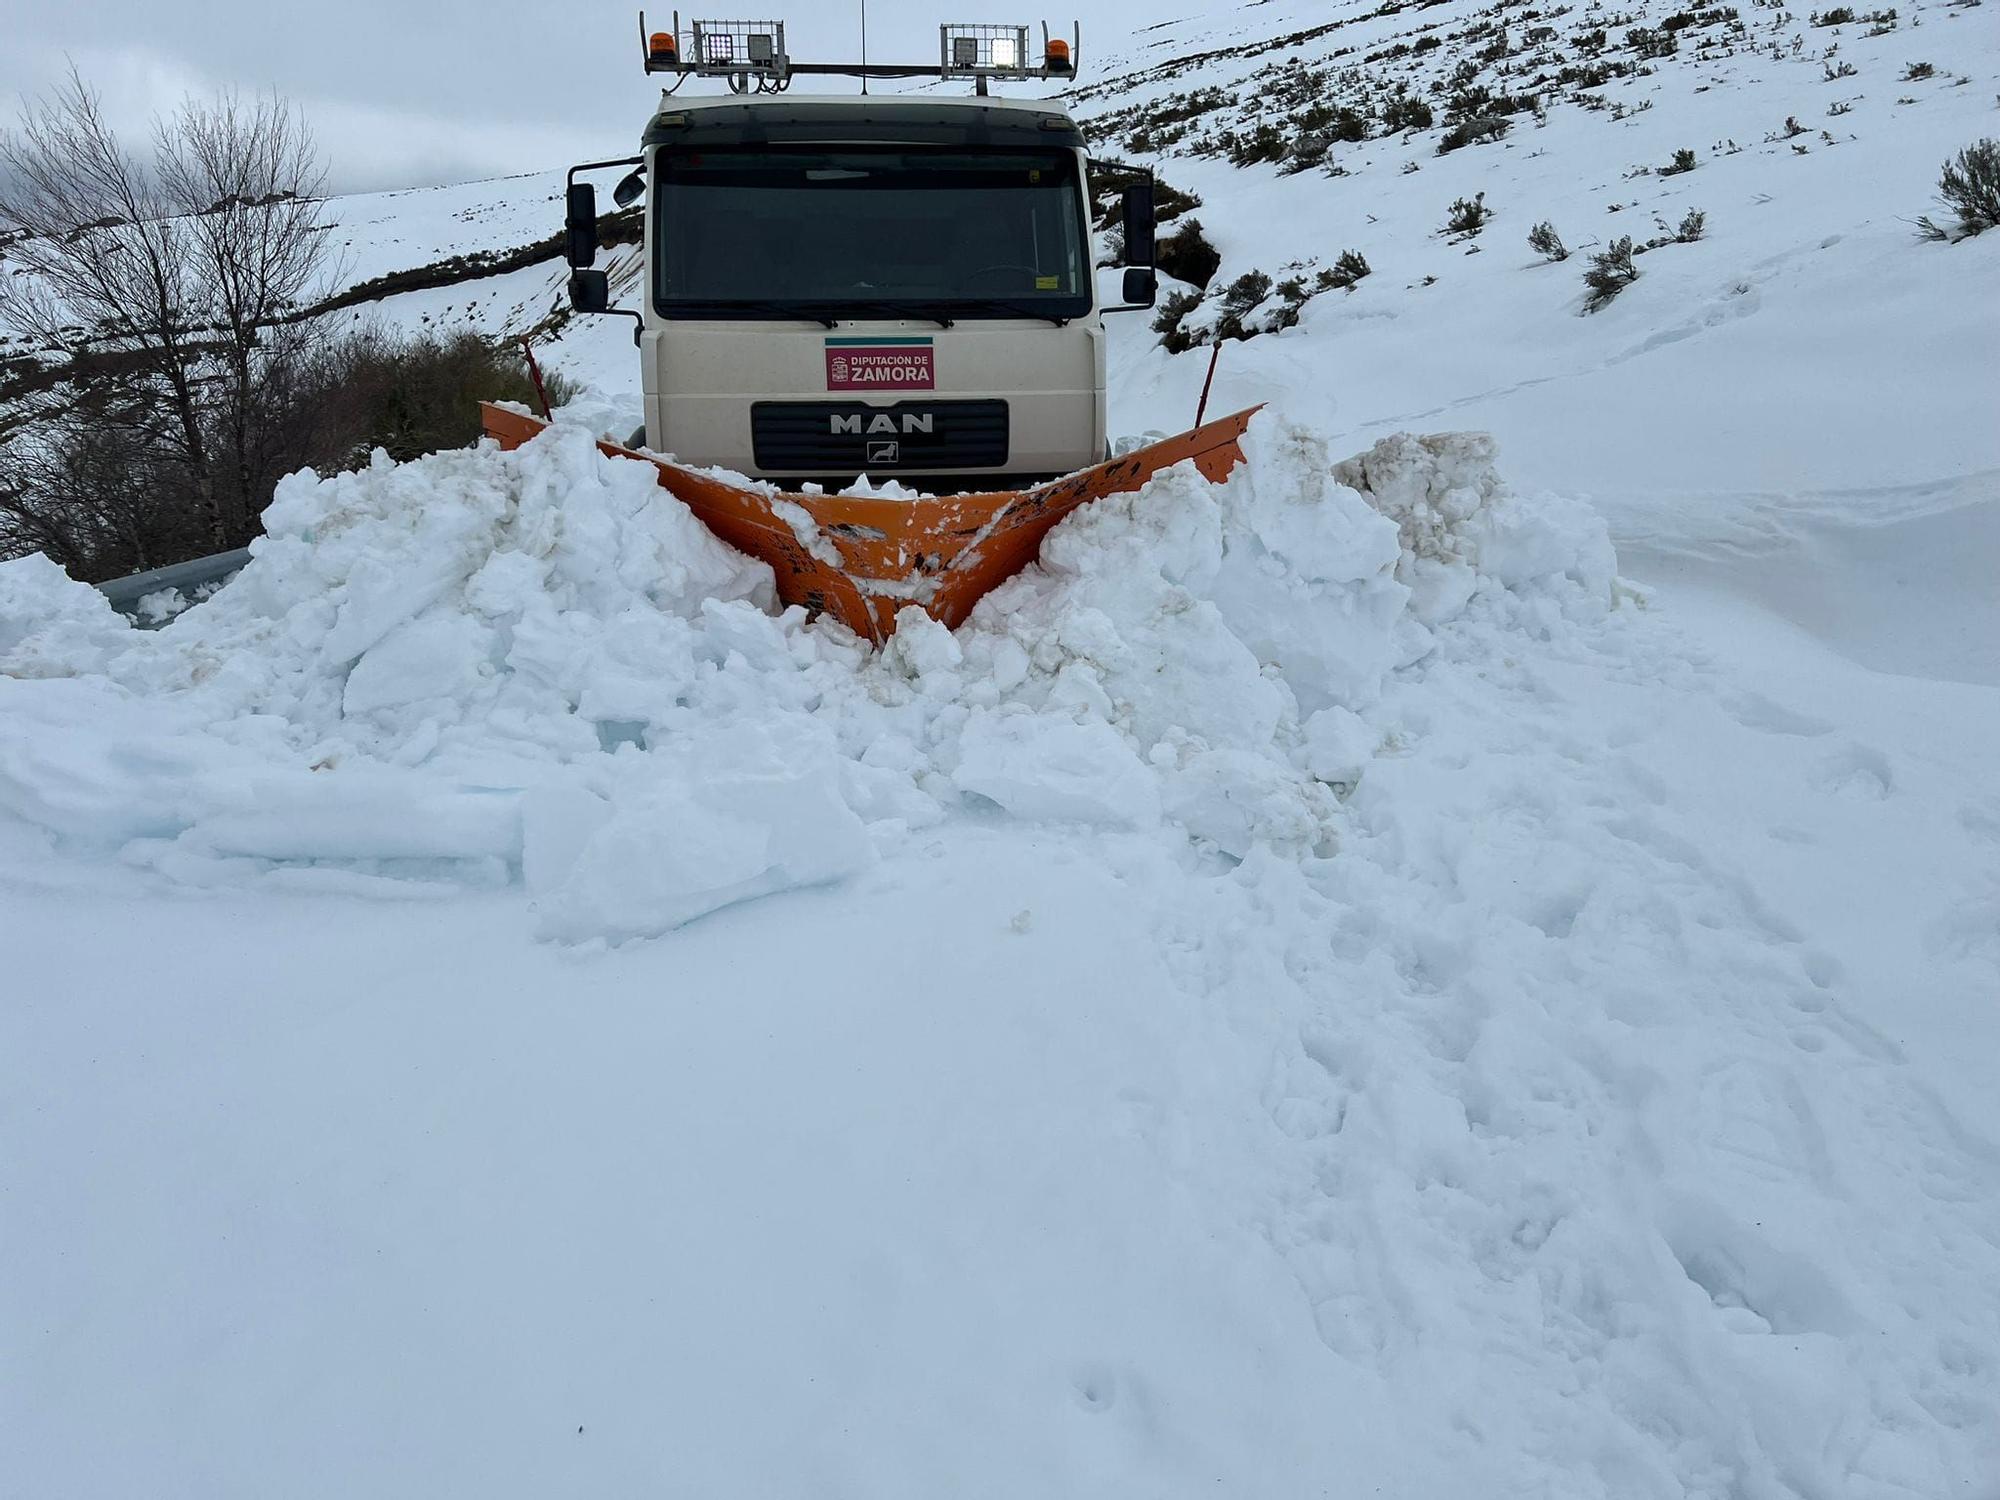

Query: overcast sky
0;1;1166;195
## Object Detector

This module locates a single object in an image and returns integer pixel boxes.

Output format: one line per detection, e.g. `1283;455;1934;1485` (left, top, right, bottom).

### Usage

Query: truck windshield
652;147;1091;319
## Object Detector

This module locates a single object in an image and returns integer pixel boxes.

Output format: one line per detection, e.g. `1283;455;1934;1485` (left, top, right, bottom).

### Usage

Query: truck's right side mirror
1121;268;1157;307
1121;180;1156;269
569;269;610;314
565;182;599;268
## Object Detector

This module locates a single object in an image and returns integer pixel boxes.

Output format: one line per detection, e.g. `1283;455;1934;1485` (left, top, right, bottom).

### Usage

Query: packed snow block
342;614;496;716
952;709;1162;828
0;554;131;669
533;747;875;943
1207;420;1409;714
966;461;1291;752
1301;705;1378;788
882;607;965;699
1158;744;1335;856
1464;488;1617;600
1332;431;1617;614
0;678;259;847
180;771;522;865
519;783;616;895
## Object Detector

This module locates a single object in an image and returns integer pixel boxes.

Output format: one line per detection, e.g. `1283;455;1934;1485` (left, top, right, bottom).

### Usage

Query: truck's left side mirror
612;168;646;209
569;269;610;314
565;182;599;268
1121;268;1157;307
1121;180;1156;269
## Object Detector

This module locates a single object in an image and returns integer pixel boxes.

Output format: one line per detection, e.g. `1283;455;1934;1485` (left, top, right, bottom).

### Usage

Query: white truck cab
561;19;1159;490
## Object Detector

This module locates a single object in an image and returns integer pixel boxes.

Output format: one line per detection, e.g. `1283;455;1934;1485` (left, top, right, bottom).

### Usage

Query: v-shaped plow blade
479;403;1259;644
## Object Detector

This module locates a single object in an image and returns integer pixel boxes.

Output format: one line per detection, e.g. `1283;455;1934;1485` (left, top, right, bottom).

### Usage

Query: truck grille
750;400;1009;473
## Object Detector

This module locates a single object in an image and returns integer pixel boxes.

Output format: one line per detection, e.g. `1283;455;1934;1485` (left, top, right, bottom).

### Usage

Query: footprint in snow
1723;691;1836;738
1068;1362;1118;1413
1814;743;1895;802
1958;798;2000;845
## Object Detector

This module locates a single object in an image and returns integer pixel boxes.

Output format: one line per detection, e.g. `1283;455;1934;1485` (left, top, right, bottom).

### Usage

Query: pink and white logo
825;341;935;391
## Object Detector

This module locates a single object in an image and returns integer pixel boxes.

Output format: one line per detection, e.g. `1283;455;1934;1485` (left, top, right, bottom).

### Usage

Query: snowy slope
5;3;2000;1497
1081;0;2000;485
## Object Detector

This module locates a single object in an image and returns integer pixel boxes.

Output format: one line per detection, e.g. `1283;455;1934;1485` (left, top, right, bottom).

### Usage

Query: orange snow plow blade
479;402;1260;644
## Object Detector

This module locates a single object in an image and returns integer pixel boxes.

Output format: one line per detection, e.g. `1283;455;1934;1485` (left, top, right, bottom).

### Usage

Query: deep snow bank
0;417;1612;939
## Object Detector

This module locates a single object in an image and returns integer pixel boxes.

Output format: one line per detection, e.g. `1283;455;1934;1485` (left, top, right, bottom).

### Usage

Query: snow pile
0;416;1614;937
10;426;2000;1497
0;552;131;664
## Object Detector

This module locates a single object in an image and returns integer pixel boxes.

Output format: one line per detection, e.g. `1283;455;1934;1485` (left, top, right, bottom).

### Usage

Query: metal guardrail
96;547;253;618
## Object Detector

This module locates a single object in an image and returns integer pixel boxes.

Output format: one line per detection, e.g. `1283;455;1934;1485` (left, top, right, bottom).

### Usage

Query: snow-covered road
5;412;1997;1496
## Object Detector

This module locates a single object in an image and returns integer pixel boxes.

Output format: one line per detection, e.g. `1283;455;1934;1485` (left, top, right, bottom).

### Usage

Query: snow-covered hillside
5;2;1999;1497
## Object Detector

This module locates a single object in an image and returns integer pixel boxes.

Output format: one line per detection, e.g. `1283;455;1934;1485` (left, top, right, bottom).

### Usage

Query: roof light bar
637;11;1081;88
690;18;787;75
939;24;1032;81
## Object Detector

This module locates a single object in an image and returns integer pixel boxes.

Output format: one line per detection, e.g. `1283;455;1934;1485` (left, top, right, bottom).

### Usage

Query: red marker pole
520;337;553;421
1195;336;1223;427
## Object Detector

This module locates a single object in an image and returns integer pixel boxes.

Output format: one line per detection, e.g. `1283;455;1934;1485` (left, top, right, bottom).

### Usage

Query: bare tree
0;66;335;570
156;90;335;539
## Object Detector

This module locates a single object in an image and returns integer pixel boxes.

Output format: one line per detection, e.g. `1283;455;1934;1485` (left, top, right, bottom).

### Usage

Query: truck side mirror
612;168;646;209
1121;268;1157;307
565;182;599;268
1121;180;1156;268
569;268;610;314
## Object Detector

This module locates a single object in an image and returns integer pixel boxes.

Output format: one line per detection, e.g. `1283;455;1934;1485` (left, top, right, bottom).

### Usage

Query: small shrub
326;329;578;465
1902;60;1934;80
1319;249;1373;289
1214;270;1275;340
1660;147;1699;175
1444;192;1493;236
1629;26;1680;57
1269;276;1313;331
1824;60;1857;79
1811;5;1856;21
1917;138;2000;240
1528;220;1569;260
1156;218;1223;289
1676;208;1708;241
1223;122;1290;168
1381;94;1435;132
1152;289;1202;352
1582;236;1640;310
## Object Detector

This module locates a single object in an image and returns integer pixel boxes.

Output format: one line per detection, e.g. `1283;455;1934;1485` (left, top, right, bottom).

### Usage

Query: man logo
867;440;900;465
831;412;936;436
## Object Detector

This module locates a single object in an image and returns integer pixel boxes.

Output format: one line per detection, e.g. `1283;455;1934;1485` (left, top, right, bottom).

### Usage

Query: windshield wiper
830;301;956;329
946;299;1072;327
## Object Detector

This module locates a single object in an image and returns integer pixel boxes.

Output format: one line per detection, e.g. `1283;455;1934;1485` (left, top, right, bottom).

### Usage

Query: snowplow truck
484;17;1257;643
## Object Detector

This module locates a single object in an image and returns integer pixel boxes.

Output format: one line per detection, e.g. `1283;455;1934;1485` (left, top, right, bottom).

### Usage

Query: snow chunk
953;710;1161;828
0;554;130;670
343;614;495;716
535;731;874;943
1334;431;1616;620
